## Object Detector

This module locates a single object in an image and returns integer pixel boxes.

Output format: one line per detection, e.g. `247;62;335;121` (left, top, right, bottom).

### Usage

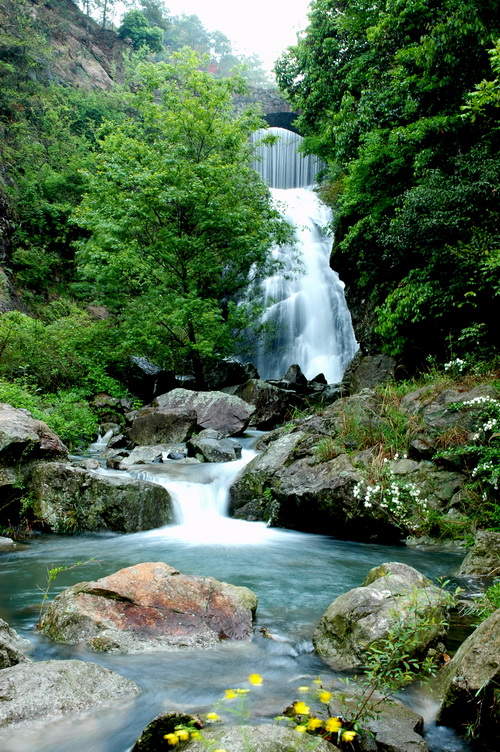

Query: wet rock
283;363;308;388
131;712;201;752
457;531;500;577
0;403;67;465
27;462;173;533
349;354;396;393
0;618;30;668
438;608;500;740
127;404;198;446
233;379;302;428
187;429;242;463
0;660;139;728
117;444;169;469
202;358;259;390
0;536;15;551
40;562;258;653
153;389;255;437
185;725;337;752
313;562;452;670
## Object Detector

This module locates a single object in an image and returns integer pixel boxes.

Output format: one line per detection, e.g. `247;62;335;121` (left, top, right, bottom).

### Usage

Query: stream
0;433;473;752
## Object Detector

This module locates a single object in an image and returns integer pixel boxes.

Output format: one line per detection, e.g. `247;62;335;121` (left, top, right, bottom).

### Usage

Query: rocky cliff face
26;0;128;90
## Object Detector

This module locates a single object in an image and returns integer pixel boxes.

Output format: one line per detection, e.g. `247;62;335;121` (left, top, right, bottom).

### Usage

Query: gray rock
154;388;255;436
0;618;30;668
27;462;173;533
0;402;67;467
117;444;170;469
438;608;500;739
349;354;396;393
40;562;258;653
127;405;198;446
187;429;242;463
457;530;500;577
186;725;337;752
313;562;452;669
234;379;299;428
0;536;15;551
0;660;139;728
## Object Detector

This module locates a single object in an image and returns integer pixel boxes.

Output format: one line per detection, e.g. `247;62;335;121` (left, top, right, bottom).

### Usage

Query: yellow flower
293;701;311;715
236;688;249;694
206;712;220;721
313;678;322;685
248;673;263;686
176;729;189;741
190;731;201;740
295;725;307;733
342;730;357;742
307;718;323;730
318;690;332;703
163;733;179;746
324;717;342;733
214;749;228;752
224;689;237;700
298;685;310;692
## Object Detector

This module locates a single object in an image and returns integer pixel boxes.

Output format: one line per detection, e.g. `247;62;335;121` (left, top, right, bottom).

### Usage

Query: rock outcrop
27;462;172;533
0;403;68;466
438;608;500;740
313;562;452;670
0;659;139;728
40;562;258;653
457;530;500;577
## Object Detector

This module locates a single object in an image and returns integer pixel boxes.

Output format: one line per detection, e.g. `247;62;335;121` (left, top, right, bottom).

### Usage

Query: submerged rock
0;660;139;728
0;618;30;669
313;562;452;670
40;562;258;653
438;607;500;740
27;462;173;533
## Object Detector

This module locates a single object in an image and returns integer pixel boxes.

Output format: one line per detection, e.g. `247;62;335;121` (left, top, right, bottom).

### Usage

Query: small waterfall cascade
249;128;358;383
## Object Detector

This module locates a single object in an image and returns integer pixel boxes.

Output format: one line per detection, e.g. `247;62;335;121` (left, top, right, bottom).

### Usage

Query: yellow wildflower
342;730;357;742
318;690;332;703
312;678;322;685
307;718;323;730
298;686;310;692
176;729;189;741
236;688;249;694
190;731;201;740
248;673;263;686
295;725;307;733
293;701;311;715
224;689;237;700
214;749;228;752
324;717;342;733
206;712;220;721
163;733;179;746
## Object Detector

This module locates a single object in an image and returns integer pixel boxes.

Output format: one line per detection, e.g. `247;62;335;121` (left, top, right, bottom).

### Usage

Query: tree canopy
276;0;500;366
75;52;291;386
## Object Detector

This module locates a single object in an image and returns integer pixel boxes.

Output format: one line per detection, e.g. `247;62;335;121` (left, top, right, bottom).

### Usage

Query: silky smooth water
0;443;470;752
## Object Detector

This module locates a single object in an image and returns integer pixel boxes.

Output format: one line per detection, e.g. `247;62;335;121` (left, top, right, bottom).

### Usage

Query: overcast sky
116;0;312;72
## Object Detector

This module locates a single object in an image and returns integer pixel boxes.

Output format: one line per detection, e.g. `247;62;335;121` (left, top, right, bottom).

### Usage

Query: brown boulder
40;562;258;653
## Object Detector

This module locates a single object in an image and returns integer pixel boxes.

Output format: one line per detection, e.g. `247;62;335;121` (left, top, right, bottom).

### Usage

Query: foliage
38;558;95;623
276;0;500;366
435;395;500;530
118;10;163;52
75;51;292;386
0;379;99;447
466;579;500;624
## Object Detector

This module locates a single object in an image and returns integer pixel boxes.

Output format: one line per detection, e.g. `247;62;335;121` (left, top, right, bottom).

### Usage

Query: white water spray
249;128;358;383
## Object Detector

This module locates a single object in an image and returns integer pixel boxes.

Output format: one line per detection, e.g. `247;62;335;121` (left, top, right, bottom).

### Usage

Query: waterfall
249;127;358;383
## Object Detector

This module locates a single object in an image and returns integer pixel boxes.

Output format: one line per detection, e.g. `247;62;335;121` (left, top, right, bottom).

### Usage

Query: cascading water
249;128;358;383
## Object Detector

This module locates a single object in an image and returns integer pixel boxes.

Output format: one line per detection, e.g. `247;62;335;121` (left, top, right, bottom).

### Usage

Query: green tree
75;51;291;386
118;9;163;52
276;0;500;366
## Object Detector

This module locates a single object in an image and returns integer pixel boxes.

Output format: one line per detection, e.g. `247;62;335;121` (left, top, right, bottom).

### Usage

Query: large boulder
230;430;401;542
0;403;68;464
438;608;500;740
153;389;255;437
40;562;258;653
127;405;198;446
348;354;396;393
313;562;452;670
0;660;139;728
457;530;500;577
233;379;302;428
27;462;173;533
0;618;30;669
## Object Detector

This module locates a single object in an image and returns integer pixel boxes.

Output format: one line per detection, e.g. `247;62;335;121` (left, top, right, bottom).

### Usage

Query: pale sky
115;0;312;73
